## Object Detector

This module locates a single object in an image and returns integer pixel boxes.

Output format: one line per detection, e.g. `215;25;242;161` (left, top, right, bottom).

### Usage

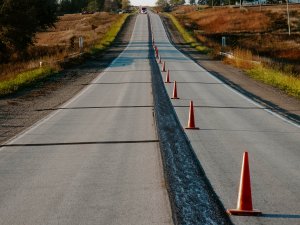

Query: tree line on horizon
58;0;130;14
157;0;290;9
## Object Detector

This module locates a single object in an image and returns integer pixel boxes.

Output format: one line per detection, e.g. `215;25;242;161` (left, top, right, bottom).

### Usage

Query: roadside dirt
0;15;136;144
161;14;300;124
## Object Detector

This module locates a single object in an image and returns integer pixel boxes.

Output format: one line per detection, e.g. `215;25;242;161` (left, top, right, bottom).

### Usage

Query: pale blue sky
130;0;156;6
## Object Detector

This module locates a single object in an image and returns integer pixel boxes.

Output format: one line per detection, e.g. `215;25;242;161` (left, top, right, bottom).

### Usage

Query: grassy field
0;12;129;96
172;5;300;63
167;5;300;99
224;48;300;98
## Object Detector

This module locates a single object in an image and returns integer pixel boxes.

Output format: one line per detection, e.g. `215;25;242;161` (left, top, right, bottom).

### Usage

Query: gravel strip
148;15;233;225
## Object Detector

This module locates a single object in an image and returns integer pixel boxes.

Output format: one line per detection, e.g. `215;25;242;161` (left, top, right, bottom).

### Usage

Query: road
1;12;299;225
0;15;172;225
149;12;300;225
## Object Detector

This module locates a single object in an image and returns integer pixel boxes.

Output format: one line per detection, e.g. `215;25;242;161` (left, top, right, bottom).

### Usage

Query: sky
130;0;156;6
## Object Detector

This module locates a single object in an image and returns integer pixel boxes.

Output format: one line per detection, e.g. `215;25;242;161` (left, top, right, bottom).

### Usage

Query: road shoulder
160;14;300;124
0;15;137;144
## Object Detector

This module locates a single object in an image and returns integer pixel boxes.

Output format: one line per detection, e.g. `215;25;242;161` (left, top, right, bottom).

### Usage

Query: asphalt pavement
1;11;299;225
150;12;300;225
0;15;173;225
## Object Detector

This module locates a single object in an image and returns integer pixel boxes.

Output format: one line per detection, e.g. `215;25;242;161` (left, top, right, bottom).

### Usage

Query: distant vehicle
140;7;147;14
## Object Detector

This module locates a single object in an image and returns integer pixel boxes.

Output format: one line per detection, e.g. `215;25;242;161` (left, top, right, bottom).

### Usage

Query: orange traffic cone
165;70;171;83
185;101;199;130
171;81;179;99
162;61;166;72
227;152;262;216
159;55;162;64
155;49;158;58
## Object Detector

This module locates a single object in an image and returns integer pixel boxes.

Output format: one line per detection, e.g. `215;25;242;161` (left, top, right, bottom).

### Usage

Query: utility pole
286;0;291;36
259;0;262;11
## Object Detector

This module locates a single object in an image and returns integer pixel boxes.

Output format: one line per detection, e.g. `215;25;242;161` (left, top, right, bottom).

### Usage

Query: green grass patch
247;65;300;99
92;14;129;53
165;13;210;54
0;67;55;96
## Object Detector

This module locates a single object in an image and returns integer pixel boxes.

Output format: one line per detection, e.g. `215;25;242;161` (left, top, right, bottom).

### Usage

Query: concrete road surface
150;13;300;225
0;15;173;225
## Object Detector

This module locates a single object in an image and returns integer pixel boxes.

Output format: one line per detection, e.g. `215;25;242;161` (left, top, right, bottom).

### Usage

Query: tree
170;0;185;6
71;0;89;12
104;0;121;11
90;0;106;11
97;0;105;10
59;0;72;13
58;0;107;14
0;0;58;60
156;0;171;11
121;0;130;10
267;0;282;3
156;0;168;6
197;0;206;4
190;0;196;4
87;0;99;11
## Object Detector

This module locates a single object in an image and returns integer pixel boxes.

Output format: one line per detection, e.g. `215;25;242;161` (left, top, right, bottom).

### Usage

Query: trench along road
0;12;299;225
150;11;300;225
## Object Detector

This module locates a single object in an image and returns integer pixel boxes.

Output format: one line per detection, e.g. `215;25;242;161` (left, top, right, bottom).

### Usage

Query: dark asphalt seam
84;82;151;85
100;70;152;72
0;140;159;148
35;105;154;111
174;105;271;109
148;14;233;225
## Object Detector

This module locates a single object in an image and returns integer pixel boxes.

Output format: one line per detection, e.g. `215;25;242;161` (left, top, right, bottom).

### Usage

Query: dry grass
248;65;300;98
224;48;300;98
0;12;123;81
187;8;270;33
170;5;300;98
36;12;118;47
0;12;129;96
166;13;210;54
172;5;300;62
224;48;258;69
0;67;55;96
173;5;300;33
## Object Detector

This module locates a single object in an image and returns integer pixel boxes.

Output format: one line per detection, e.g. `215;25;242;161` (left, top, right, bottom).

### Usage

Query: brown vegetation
36;12;118;46
171;5;300;63
0;12;121;81
188;8;270;33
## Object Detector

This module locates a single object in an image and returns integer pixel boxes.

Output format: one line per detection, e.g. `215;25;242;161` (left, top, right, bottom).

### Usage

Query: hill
171;4;300;64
